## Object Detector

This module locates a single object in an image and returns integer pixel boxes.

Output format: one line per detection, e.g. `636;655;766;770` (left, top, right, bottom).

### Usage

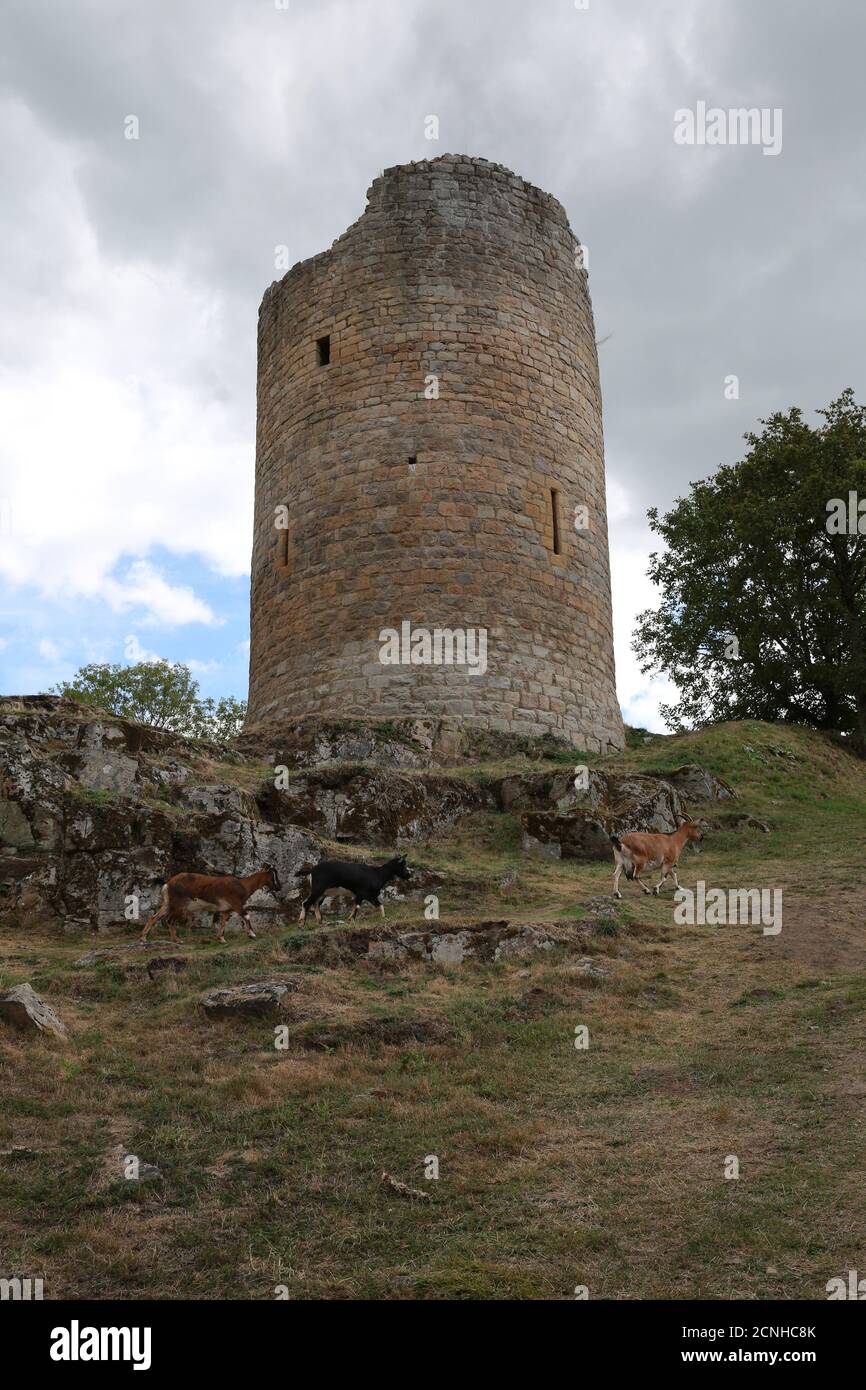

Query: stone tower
247;156;624;752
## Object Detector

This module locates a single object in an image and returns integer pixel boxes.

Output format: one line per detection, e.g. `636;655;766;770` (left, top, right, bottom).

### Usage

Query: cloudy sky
1;0;863;729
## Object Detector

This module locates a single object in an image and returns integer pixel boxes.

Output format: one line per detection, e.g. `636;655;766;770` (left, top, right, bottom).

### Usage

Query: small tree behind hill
53;662;246;741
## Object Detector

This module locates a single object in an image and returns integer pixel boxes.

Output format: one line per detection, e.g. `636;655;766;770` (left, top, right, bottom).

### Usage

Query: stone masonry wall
247;156;624;752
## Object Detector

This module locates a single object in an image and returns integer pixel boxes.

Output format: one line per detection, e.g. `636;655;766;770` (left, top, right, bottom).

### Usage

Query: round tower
247;156;624;752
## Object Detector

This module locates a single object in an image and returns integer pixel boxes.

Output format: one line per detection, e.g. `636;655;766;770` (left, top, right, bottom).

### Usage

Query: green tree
53;662;247;740
633;390;866;746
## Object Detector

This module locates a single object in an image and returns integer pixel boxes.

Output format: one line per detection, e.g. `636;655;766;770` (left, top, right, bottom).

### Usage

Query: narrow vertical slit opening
316;334;331;366
550;488;561;555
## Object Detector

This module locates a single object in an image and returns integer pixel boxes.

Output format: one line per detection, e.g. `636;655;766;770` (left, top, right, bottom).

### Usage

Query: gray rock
568;957;610;979
74;941;177;964
396;921;554;964
75;722;139;793
644;764;735;802
109;1145;162;1183
520;772;687;861
257;764;491;844
201;978;298;1018
0;983;67;1038
122;1154;162;1183
0;798;35;849
183;784;253;817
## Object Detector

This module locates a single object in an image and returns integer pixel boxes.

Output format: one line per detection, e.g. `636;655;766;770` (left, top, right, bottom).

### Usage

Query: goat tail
610;833;636;880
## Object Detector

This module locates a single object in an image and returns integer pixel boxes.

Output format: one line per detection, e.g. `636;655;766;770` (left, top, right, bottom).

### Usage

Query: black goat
295;856;410;925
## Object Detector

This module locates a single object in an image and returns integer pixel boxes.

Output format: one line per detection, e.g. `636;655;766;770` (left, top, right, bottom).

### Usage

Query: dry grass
1;719;865;1299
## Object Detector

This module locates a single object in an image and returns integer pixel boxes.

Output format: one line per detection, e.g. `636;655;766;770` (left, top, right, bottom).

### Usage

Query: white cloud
0;99;251;623
606;475;633;526
102;561;219;628
610;526;680;733
37;638;61;662
123;634;163;663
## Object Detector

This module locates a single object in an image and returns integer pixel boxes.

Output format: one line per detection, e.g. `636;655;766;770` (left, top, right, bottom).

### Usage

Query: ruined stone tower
247;156;624;752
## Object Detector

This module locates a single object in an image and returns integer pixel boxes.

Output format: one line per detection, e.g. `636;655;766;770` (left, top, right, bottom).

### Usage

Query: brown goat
140;865;281;944
611;820;703;898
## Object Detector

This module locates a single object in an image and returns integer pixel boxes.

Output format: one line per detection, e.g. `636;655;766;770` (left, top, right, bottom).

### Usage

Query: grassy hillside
1;718;864;1300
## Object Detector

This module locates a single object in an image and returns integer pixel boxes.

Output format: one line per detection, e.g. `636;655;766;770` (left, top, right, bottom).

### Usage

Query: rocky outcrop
239;716;576;771
0;983;67;1038
519;772;686;860
238;716;455;769
0;696;320;933
283;918;598;967
389;922;555;964
522;813;612;861
256;765;491;844
643;764;735;802
0;696;738;933
496;768;598;813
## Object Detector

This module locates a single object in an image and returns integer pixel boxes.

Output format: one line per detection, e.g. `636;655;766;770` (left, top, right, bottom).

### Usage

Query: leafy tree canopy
53;661;246;741
633;389;866;746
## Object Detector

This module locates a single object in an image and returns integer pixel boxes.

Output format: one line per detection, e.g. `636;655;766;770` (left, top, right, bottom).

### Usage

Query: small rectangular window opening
277;528;289;568
550;488;562;555
316;334;331;366
408;455;417;468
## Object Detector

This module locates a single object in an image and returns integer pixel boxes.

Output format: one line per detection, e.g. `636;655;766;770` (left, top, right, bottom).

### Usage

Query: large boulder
521;812;612;861
643;764;735;802
496;769;591;813
519;770;686;861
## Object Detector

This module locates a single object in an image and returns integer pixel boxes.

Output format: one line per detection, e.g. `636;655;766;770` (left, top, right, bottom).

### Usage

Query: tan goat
140;865;281;944
610;819;703;898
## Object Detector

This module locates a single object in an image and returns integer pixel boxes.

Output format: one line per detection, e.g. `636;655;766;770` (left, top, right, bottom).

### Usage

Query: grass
1;718;865;1300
